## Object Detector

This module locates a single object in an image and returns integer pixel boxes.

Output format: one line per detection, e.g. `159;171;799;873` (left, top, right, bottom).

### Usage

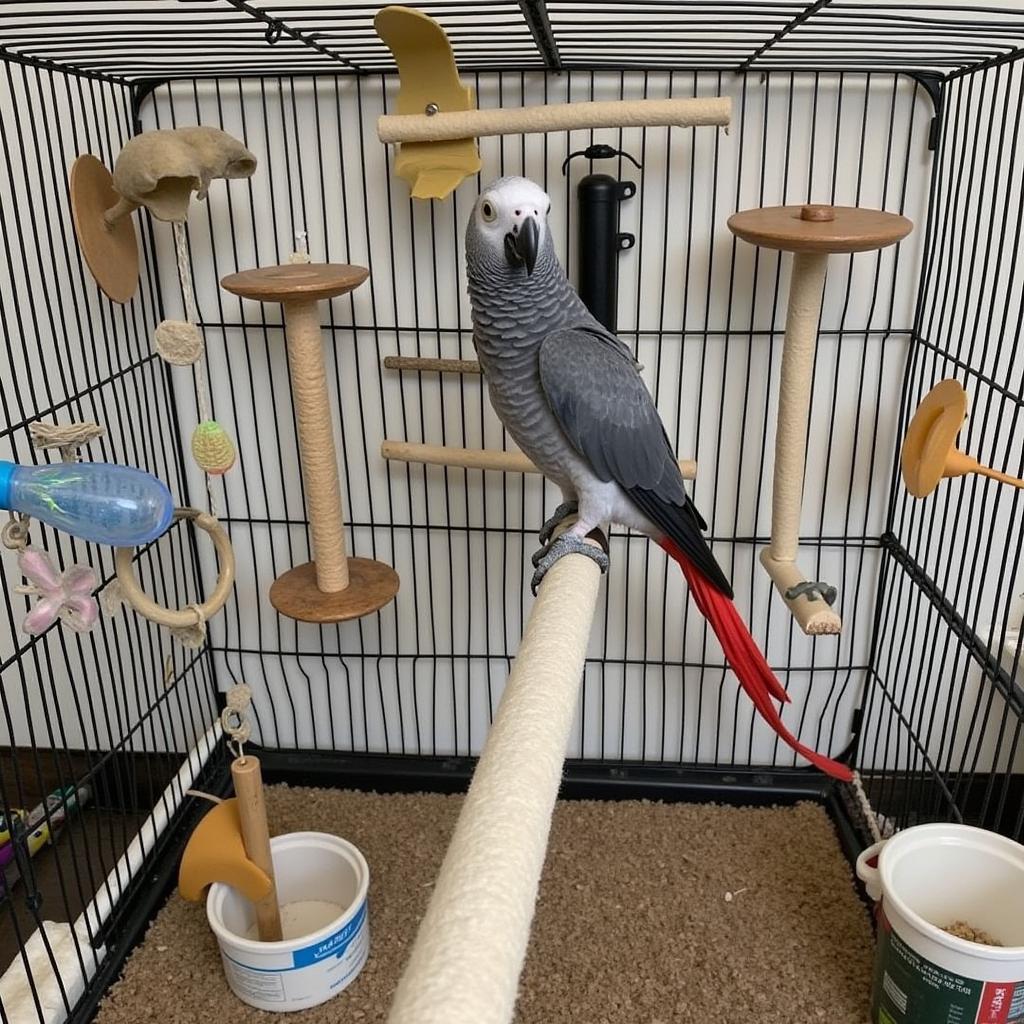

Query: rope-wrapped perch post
221;264;399;623
378;96;731;144
387;528;605;1024
728;204;912;636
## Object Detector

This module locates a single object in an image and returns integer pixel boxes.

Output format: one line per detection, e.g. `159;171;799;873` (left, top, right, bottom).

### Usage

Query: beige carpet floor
96;786;874;1024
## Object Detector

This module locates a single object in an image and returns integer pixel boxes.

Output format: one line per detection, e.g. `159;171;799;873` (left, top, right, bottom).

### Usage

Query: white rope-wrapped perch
759;251;842;636
379;96;731;144
387;536;604;1024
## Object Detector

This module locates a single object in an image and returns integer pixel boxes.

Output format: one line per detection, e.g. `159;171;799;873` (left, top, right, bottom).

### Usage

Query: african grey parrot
466;176;851;781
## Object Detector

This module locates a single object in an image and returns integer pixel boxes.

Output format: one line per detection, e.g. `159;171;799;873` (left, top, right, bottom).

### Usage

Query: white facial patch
479;178;548;221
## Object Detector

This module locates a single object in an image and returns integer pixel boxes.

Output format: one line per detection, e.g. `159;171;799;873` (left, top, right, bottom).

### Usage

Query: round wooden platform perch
728;203;913;636
221;262;399;624
69;154;140;304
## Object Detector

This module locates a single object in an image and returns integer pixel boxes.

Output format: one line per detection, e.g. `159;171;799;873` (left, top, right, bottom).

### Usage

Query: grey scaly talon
531;532;609;594
531;539;552;568
537;500;579;547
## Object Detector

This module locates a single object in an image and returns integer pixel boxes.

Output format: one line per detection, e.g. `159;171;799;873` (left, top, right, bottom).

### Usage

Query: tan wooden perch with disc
728;204;912;636
178;766;282;942
221;263;399;624
902;378;1024;497
382;440;697;480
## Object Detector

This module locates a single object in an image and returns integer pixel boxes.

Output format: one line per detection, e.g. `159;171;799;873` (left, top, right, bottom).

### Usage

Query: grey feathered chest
467;240;597;488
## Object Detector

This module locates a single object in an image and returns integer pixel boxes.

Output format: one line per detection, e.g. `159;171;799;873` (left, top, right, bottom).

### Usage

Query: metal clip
561;144;642;176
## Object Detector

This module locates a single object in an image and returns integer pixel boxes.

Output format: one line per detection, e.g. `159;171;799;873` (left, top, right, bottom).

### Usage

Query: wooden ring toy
114;507;235;629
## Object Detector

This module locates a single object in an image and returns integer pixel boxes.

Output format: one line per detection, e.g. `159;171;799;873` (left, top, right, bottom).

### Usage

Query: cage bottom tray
96;786;874;1024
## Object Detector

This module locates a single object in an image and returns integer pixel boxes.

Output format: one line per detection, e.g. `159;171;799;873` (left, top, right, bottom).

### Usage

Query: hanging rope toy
154;319;204;366
107;507;235;648
220;683;253;759
169;221;237;482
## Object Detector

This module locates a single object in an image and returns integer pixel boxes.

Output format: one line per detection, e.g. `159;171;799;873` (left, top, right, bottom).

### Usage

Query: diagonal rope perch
387;533;605;1024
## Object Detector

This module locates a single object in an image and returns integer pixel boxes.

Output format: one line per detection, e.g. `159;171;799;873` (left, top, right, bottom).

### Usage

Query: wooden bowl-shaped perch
901;379;1024;497
69;155;140;304
178;798;272;904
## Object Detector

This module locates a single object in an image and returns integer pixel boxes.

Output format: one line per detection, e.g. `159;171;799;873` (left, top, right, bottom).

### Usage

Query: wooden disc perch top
221;263;399;623
728;204;912;254
728;203;912;636
222;263;367;302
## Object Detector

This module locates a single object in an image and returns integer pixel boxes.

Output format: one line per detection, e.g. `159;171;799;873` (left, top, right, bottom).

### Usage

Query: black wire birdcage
1;2;1023;1021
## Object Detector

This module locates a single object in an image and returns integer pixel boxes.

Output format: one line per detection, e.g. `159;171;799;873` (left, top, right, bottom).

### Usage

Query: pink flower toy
15;546;99;636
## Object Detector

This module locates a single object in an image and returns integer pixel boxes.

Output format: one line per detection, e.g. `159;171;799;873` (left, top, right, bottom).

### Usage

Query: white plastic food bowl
206;831;370;1013
857;823;1024;1023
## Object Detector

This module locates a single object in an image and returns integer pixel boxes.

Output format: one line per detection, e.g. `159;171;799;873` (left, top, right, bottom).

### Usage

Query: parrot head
469;177;551;277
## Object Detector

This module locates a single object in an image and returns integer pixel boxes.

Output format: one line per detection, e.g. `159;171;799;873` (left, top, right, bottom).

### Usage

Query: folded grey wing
538;326;732;597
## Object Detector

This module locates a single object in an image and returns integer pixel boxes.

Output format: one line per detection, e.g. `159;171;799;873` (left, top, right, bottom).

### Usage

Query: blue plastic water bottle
0;460;174;547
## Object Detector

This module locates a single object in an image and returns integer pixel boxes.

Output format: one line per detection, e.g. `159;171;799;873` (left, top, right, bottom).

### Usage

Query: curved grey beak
504;215;540;276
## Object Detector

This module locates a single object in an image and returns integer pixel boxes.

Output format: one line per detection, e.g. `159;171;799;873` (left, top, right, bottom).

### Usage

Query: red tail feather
661;539;853;783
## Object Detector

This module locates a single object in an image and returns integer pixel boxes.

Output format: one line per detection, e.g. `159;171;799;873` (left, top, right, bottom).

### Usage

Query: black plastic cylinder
576;172;633;331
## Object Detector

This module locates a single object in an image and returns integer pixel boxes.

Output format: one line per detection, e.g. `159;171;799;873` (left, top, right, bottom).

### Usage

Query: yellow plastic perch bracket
374;5;481;200
178;797;273;903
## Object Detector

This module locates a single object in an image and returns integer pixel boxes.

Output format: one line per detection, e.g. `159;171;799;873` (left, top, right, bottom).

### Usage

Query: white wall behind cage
144;68;932;768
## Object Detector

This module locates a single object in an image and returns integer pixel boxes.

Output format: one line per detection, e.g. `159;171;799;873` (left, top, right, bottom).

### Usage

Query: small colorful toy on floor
0;786;91;899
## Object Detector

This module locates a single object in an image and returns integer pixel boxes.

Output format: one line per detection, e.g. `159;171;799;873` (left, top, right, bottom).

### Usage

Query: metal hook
561;144;642;176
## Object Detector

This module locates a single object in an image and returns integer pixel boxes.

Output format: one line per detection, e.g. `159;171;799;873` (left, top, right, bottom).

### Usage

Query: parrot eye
481;200;497;223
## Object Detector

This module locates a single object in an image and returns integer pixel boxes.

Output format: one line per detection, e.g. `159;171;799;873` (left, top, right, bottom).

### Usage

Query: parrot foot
537;500;580;548
531;531;609;594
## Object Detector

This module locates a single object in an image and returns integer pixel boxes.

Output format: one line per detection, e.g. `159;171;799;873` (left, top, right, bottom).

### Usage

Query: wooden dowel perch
230;755;282;942
221;264;400;623
382;440;697;480
379;97;731;145
728;204;912;636
387;531;605;1024
384;355;482;375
